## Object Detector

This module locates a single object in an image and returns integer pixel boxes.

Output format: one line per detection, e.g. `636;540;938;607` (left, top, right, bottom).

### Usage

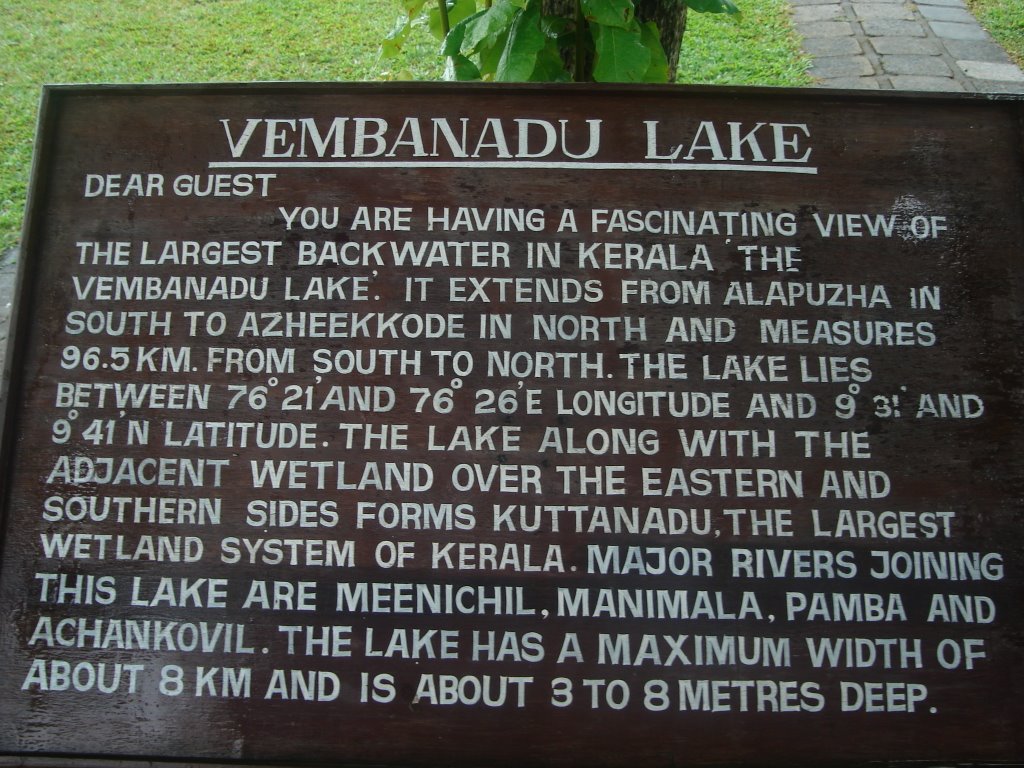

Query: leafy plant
383;0;739;83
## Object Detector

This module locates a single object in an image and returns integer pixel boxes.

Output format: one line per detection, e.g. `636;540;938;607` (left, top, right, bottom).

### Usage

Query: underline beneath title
208;160;819;175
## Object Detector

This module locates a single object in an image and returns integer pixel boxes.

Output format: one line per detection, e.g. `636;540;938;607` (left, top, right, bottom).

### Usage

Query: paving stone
802;36;864;56
881;54;953;76
942;38;1013;62
928;20;990;40
792;3;844;21
889;74;965;91
869;36;943;55
917;5;976;22
0;262;16;383
915;0;966;6
853;4;914;20
820;76;884;88
969;79;1024;93
788;0;838;5
957;60;1024;82
860;19;927;37
797;20;854;37
810;55;877;78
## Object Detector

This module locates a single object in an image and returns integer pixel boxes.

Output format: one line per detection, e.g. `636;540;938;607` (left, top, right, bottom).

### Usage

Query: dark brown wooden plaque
1;83;1023;768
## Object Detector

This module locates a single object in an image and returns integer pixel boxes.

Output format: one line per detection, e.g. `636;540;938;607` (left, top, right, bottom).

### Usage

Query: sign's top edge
37;79;1024;104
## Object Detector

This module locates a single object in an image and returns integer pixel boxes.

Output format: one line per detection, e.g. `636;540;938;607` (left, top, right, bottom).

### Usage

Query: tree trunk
635;0;687;81
541;0;688;82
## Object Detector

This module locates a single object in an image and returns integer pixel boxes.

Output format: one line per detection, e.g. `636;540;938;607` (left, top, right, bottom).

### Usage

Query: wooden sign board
1;83;1023;767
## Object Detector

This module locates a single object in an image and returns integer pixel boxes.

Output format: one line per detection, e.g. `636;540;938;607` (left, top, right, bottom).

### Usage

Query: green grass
0;0;809;253
967;0;1024;66
678;2;812;86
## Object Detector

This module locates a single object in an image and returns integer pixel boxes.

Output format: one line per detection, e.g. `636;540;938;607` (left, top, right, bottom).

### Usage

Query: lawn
677;3;811;86
0;0;809;254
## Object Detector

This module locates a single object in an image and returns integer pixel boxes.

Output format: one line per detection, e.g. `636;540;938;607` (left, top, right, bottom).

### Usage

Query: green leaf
461;0;520;55
638;20;669;82
380;15;412;59
495;1;545;80
540;14;570;38
477;26;511;76
532;38;572;81
442;8;486;55
444;53;483;80
685;0;740;14
428;0;478;40
591;22;650;81
580;0;636;29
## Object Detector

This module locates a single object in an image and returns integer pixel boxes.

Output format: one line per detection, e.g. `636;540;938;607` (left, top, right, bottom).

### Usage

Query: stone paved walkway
791;0;1024;91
